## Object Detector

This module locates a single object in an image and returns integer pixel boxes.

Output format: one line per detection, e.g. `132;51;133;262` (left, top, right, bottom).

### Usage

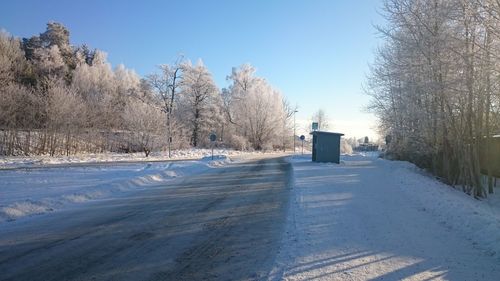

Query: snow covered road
0;156;292;281
1;153;499;281
273;155;500;281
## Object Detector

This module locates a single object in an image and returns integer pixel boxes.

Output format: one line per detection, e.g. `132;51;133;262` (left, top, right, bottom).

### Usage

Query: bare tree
147;57;184;157
281;97;297;151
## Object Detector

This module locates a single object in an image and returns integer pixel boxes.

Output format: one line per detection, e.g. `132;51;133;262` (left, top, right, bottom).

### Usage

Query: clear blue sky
0;0;385;140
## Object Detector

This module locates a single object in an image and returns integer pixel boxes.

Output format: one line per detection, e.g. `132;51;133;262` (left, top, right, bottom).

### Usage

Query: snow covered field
0;155;231;223
273;154;500;280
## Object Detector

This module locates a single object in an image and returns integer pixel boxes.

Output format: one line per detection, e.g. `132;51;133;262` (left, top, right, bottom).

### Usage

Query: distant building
355;143;379;152
310;131;344;164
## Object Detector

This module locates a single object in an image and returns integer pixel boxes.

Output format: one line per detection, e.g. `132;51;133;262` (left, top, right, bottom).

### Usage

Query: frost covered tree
124;99;165;157
45;80;86;156
179;60;222;147
71;51;120;129
367;0;500;197
224;64;288;150
1;22;153;156
34;45;68;84
0;22;296;157
0;31;42;155
22;22;75;84
0;30;27;86
0;84;42;155
39;22;73;62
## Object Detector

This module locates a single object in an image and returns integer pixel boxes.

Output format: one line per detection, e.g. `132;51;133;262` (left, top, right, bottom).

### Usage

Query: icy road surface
0;157;292;280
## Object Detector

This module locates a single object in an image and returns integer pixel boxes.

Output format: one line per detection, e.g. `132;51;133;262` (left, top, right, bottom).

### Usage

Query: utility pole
293;110;298;153
168;117;172;158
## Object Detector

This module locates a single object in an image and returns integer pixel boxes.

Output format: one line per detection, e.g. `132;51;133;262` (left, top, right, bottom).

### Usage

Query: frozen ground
272;154;500;281
0;156;231;223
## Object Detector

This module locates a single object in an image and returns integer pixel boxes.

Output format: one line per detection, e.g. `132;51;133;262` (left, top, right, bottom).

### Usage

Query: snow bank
378;158;500;258
0;148;244;169
0;156;231;223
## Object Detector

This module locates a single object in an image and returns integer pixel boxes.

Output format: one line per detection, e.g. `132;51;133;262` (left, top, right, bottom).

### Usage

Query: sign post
209;133;217;160
312;122;319;131
300;135;305;155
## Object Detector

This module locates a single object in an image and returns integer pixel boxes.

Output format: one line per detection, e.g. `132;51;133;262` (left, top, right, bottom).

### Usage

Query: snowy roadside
272;153;500;280
0;148;257;169
380;157;500;258
0;155;231;223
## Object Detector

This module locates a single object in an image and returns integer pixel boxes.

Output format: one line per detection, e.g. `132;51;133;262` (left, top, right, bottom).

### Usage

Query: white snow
4;150;499;279
272;153;500;280
0;155;232;223
0;148;249;169
0;149;289;224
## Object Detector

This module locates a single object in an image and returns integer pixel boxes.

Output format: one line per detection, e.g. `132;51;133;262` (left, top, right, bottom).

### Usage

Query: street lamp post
293;110;298;153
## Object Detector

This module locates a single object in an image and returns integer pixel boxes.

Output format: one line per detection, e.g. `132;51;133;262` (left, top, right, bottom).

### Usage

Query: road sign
209;133;217;160
312;122;318;131
300;135;305;154
209;133;217;142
